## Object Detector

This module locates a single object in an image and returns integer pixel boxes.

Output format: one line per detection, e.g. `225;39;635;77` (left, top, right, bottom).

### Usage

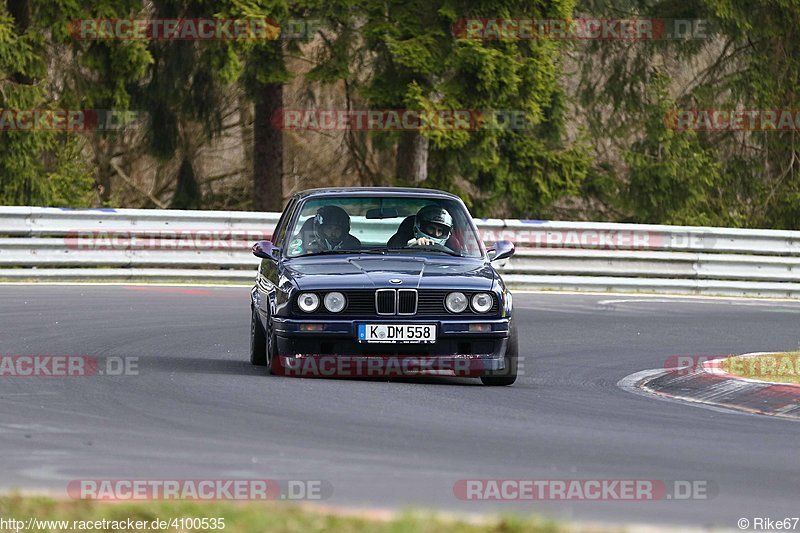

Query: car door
256;197;298;321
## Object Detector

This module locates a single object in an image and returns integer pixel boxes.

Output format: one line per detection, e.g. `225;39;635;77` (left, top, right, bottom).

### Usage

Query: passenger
301;205;361;253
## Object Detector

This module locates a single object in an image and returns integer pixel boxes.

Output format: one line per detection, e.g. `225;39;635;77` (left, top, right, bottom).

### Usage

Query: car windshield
285;196;484;259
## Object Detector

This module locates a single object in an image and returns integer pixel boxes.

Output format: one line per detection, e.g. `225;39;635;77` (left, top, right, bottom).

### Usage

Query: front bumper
273;317;510;378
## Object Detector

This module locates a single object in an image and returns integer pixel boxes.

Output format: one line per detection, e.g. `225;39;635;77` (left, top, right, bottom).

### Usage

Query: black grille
293;290;499;316
417;290;448;314
376;289;395;314
397;289;417;314
417;290;499;315
343;291;374;313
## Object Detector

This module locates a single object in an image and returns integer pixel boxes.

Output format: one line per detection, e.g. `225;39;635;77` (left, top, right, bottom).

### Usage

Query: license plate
358;324;436;343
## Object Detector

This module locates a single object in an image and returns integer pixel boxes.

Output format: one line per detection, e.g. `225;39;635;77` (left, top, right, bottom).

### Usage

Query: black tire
250;305;267;366
266;314;283;376
480;321;518;386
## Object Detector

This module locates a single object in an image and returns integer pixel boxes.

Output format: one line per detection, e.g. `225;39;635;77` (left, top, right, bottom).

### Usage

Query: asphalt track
1;285;799;528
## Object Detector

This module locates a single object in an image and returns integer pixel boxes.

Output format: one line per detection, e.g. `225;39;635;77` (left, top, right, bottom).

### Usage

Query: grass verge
0;495;565;533
719;351;800;384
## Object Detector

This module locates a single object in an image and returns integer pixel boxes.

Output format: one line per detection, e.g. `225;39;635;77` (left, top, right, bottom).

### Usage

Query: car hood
283;255;496;291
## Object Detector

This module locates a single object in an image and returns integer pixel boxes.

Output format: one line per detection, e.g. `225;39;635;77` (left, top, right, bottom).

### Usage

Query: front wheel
480;322;518;386
250;306;267;366
265;314;285;376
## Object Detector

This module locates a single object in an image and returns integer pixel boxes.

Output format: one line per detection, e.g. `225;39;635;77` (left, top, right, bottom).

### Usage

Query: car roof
291;187;462;201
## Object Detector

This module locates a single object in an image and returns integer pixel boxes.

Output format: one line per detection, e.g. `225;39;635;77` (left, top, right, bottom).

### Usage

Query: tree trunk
7;0;31;85
6;0;29;31
395;132;429;184
238;93;254;187
7;0;31;203
253;83;283;212
170;156;201;209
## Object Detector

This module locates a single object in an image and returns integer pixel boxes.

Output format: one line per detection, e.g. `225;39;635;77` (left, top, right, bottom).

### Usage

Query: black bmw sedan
250;187;517;385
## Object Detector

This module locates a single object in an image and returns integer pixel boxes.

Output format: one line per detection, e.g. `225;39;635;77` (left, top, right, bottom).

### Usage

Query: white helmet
413;205;453;246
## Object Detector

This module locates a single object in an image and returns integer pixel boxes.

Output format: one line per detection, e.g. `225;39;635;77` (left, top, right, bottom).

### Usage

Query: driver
387;205;454;249
300;205;361;253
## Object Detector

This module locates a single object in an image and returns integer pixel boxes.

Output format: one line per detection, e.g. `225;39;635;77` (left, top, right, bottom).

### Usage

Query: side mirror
487;240;515;262
252;240;279;261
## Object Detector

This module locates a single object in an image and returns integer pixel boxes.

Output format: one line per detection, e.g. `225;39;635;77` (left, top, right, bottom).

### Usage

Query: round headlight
445;292;468;313
297;293;319;313
324;292;346;313
471;292;493;313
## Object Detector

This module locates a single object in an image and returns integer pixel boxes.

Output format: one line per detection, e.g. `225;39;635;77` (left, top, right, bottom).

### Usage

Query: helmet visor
420;222;451;239
321;224;345;240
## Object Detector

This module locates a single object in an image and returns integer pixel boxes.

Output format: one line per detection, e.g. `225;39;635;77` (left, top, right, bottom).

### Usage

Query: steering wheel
408;241;458;254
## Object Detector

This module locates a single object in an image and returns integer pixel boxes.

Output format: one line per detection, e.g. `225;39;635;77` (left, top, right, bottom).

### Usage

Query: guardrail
1;206;800;297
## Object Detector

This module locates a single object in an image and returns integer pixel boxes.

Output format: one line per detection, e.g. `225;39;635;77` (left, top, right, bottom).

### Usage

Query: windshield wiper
384;247;462;257
299;249;386;257
420;249;462;257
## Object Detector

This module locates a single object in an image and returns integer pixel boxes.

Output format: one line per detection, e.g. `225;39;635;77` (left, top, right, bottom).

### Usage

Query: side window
271;198;297;247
